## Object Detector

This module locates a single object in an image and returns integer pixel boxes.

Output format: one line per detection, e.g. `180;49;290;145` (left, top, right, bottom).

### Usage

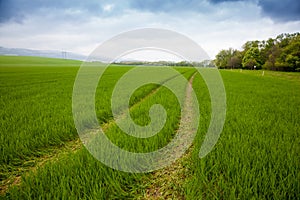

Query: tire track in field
0;139;82;196
0;69;195;196
142;73;197;200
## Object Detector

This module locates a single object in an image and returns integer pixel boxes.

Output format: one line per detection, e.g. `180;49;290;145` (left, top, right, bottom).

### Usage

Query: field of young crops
0;56;299;199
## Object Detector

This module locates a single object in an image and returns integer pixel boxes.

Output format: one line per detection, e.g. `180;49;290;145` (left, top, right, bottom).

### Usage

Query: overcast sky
0;0;300;60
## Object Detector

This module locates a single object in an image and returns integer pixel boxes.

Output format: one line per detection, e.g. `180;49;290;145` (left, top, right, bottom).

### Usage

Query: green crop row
3;66;196;199
1;56;299;199
183;70;300;199
0;62;192;175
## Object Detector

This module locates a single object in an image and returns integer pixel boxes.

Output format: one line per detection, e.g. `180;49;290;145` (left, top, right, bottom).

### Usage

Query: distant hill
0;46;87;61
0;55;83;67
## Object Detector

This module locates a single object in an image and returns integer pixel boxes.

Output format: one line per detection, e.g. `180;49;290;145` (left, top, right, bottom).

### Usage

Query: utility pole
62;51;67;59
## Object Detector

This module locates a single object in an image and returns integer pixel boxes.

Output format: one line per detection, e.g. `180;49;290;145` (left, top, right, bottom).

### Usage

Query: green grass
184;70;300;199
1;56;196;199
0;56;299;199
0;55;82;67
0;66;79;166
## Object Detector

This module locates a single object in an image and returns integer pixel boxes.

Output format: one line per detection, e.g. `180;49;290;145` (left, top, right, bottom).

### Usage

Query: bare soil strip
142;73;196;200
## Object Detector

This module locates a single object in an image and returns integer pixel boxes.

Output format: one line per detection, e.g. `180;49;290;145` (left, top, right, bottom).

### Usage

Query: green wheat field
0;56;299;199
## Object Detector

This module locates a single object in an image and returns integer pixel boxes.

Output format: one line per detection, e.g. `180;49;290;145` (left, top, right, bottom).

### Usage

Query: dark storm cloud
209;0;300;21
0;0;25;23
258;0;300;21
131;0;300;22
1;0;300;24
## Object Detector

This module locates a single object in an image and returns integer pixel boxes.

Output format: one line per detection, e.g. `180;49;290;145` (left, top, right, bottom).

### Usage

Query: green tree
260;38;276;64
242;40;260;52
275;35;300;71
214;49;231;69
215;32;300;71
228;50;243;69
215;48;242;69
263;45;280;70
242;47;262;69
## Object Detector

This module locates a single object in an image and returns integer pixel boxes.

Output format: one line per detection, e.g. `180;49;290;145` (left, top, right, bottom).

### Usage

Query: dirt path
142;73;196;200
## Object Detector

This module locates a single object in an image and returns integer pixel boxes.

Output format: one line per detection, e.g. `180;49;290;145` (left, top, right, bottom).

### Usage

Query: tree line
214;32;300;71
112;60;215;67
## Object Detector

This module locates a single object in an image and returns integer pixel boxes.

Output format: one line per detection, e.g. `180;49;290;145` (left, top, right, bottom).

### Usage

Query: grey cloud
209;0;300;21
130;0;300;22
0;0;120;23
209;0;241;3
258;0;300;21
1;0;300;25
0;0;25;23
129;0;202;12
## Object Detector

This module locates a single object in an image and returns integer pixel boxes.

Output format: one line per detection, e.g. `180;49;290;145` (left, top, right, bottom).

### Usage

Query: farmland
0;56;299;199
